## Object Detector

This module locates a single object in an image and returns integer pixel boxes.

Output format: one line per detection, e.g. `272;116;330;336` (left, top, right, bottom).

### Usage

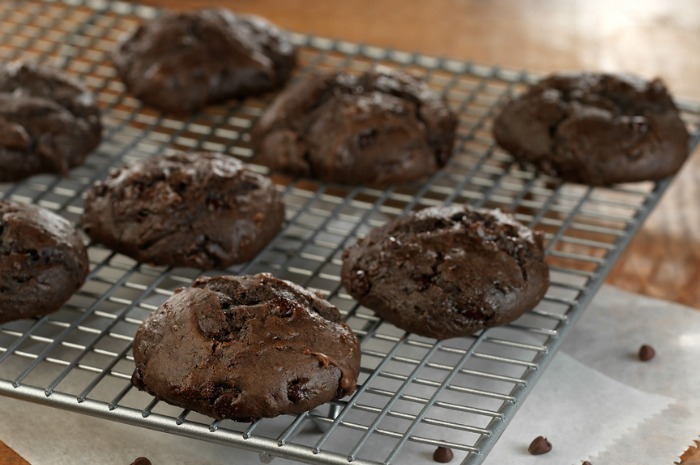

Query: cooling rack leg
310;402;343;433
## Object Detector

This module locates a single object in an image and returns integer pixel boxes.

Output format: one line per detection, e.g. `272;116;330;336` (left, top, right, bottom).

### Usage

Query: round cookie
0;200;89;324
341;205;549;339
112;8;297;114
80;152;284;269
131;273;361;421
251;66;458;187
0;61;102;182
493;72;690;185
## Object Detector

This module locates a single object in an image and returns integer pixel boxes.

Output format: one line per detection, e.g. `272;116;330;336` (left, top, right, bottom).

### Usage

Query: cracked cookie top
80;152;284;269
0;200;89;323
131;273;361;421
0;61;102;182
112;8;297;114
341;205;549;339
251;66;458;187
493;72;689;185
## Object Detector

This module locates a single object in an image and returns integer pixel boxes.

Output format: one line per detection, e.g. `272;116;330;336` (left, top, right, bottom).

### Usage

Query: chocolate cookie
251;66;458;187
0;61;102;182
493;72;690;185
0;200;89;324
131;273;361;420
112;8;297;114
80;152;284;269
341;205;549;339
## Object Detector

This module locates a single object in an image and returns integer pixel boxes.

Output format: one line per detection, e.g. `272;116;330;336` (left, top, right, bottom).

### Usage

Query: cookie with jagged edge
112;8;297;114
252;66;458;187
81;151;284;269
493;72;689;185
341;205;549;339
131;273;361;421
0;200;89;323
0;61;101;182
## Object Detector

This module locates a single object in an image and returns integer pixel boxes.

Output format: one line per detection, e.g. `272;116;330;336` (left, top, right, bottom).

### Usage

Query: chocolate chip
625;115;649;134
131;368;145;390
130;458;152;465
528;436;552;455
211;385;242;417
287;378;309;403
357;128;378;149
205;193;226;211
352;269;370;296
638;344;656;361
582;461;592;465
432;446;454;463
275;296;297;317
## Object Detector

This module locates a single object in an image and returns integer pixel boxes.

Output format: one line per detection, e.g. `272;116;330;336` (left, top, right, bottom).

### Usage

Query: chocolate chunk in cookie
0;200;89;324
493;72;689;185
0;61;102;182
131;273;361;420
341;205;549;339
112;8;297;114
252;66;458;187
81;152;284;269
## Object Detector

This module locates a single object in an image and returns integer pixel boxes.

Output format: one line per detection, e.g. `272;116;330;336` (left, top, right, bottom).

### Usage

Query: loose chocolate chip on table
130;458;152;465
638;344;656;361
582;461;592;465
528;436;552;455
432;446;454;463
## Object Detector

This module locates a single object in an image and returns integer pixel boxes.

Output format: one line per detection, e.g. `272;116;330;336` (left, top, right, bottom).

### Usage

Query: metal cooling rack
1;0;699;464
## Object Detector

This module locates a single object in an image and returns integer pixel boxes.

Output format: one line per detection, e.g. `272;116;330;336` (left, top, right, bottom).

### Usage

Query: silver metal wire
2;0;700;464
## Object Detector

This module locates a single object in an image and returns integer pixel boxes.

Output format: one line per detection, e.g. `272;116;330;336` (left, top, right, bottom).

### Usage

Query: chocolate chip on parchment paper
432;445;454;463
528;435;552;455
130;458;152;465
638;344;656;361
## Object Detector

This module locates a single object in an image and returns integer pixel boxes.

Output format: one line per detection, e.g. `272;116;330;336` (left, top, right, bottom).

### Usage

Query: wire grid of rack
1;0;699;464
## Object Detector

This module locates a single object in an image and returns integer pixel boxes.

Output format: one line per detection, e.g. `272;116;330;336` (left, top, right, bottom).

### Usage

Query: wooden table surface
135;0;700;308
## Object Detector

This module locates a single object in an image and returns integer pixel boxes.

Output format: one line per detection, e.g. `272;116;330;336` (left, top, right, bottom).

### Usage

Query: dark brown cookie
341;205;549;339
112;8;297;114
131;273;361;421
80;152;284;269
0;61;102;182
0;200;89;324
251;66;458;187
493;72;689;185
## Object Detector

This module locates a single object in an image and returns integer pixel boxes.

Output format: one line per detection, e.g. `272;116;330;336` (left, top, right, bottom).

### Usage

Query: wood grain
678;439;700;465
134;0;700;308
0;441;30;465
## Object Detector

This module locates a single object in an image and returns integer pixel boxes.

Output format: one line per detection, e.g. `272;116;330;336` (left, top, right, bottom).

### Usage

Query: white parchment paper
486;285;700;465
1;285;698;465
482;353;673;464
